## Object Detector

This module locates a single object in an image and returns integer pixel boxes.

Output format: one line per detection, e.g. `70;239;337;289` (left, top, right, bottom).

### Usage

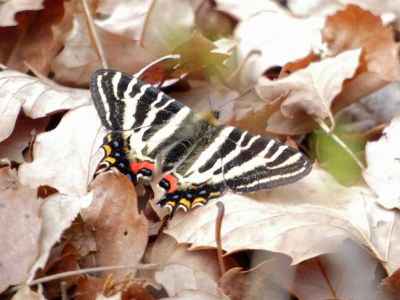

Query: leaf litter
1;1;400;299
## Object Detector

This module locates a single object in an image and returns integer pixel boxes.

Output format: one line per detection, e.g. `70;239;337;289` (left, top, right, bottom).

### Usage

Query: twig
215;201;226;276
81;0;108;68
24;61;59;89
315;118;366;170
22;264;157;289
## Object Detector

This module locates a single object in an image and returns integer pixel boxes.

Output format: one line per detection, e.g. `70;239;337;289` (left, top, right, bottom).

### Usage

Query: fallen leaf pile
1;1;400;299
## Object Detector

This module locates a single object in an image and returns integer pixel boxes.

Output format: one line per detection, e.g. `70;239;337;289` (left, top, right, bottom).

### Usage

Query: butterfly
90;69;312;215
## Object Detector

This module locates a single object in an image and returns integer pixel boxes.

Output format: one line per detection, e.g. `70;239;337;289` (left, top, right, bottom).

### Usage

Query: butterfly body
90;69;312;215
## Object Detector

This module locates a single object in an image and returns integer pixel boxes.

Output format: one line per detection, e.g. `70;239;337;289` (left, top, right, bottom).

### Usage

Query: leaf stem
315;118;366;170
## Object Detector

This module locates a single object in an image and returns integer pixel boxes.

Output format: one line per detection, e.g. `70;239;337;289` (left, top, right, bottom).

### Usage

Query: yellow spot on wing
193;197;206;206
179;198;191;209
105;156;116;164
102;145;112;156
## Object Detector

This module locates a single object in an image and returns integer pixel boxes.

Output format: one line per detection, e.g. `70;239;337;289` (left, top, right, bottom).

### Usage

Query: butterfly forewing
90;68;312;213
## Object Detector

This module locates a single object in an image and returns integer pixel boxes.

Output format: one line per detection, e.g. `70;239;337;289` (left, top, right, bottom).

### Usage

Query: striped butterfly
90;69;312;215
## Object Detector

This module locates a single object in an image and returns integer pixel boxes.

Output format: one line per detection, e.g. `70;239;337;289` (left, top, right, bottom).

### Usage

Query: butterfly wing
90;69;185;131
179;126;312;192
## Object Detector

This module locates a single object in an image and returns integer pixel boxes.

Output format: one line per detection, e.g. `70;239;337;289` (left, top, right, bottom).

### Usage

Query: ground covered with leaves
1;0;400;299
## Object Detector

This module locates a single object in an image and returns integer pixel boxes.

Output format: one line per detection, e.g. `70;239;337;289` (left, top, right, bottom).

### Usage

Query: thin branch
23;263;157;289
24;61;59;89
81;0;108;68
215;201;226;276
315;118;366;170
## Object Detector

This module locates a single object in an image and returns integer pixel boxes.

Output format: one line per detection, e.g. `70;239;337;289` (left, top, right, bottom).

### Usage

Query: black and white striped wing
180;126;312;192
90;69;184;131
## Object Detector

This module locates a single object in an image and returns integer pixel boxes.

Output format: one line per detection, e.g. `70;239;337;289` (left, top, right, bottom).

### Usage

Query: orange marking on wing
130;161;155;173
164;174;178;193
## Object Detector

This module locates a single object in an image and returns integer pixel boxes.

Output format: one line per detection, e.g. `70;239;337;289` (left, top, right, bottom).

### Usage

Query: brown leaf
51;9;154;86
255;49;361;134
28;192;93;281
0;167;41;293
144;234;221;297
75;276;106;300
83;171;148;279
323;5;400;111
5;0;68;75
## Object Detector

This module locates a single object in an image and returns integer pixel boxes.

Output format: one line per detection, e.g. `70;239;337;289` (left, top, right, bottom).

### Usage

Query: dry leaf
0;67;90;142
0;115;49;162
95;0;153;39
144;234;220;297
234;10;325;86
11;286;46;300
0;167;41;293
52;12;154;86
83;171;148;279
219;259;291;300
288;0;400;18
255;48;361;134
0;0;44;26
215;0;285;20
28;192;93;281
363;117;400;209
166;166;400;275
5;0;68;74
324;5;400;111
18;105;103;196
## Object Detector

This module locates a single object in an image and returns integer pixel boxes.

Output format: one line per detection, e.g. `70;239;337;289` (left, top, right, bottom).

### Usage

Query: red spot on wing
164;174;178;193
130;161;155;173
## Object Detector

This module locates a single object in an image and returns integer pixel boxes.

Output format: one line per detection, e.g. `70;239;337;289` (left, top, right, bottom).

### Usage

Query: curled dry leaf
166;166;400;275
0;67;90;142
0;167;41;293
27;192;93;281
255;48;361;134
234;10;325;86
363;117;400;209
82;171;148;279
144;234;220;297
18;105;103;196
0;0;44;26
324;5;400;111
